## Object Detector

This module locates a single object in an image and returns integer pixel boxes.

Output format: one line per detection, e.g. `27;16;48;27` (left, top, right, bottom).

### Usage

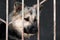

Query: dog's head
9;2;38;38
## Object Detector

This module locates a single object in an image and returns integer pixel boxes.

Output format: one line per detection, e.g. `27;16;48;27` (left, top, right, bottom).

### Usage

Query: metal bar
53;0;56;40
6;0;8;40
40;0;46;5
0;18;6;24
37;0;40;40
22;0;24;40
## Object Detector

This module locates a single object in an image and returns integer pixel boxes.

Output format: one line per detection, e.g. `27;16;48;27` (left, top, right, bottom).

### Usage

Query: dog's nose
24;26;37;34
29;26;38;34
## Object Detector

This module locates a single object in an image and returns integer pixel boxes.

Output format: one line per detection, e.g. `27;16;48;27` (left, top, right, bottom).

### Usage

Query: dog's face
9;2;38;38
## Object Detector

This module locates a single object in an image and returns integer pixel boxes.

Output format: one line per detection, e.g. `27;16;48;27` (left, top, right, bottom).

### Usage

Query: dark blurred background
0;0;6;40
56;0;60;40
0;0;6;20
0;0;60;40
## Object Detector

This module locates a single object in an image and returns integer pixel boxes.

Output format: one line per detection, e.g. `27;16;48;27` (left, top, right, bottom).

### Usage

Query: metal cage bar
0;18;6;24
6;0;8;40
37;0;46;40
22;0;24;40
53;0;56;40
37;0;40;40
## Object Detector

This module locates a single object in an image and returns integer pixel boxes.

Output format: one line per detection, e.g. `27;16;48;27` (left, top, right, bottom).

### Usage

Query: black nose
29;26;38;34
24;26;38;34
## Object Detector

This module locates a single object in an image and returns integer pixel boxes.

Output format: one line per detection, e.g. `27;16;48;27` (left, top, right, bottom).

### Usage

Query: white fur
9;7;36;38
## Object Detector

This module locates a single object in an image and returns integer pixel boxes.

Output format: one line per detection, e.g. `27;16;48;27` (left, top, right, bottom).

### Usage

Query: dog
8;2;38;40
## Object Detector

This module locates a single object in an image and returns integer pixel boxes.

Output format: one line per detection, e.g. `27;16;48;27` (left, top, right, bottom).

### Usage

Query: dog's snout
31;26;37;31
28;26;37;33
24;26;37;34
29;26;38;33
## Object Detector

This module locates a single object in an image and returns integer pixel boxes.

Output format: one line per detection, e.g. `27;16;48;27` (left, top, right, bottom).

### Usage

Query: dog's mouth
24;26;38;34
22;27;38;38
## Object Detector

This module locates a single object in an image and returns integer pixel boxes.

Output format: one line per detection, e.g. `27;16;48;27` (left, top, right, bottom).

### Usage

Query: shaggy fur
8;2;37;40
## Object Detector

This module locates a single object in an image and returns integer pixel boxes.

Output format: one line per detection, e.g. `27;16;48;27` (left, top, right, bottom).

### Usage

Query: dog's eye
24;17;29;21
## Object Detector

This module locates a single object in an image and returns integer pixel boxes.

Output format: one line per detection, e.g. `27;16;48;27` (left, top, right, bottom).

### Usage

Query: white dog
8;2;38;40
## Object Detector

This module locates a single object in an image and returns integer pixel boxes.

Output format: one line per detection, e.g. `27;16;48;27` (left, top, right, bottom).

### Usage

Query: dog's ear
12;2;22;16
14;2;22;12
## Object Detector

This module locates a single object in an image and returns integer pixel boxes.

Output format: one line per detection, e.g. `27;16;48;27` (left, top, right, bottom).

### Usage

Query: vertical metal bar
6;0;8;40
22;0;24;40
37;0;40;40
53;0;56;40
